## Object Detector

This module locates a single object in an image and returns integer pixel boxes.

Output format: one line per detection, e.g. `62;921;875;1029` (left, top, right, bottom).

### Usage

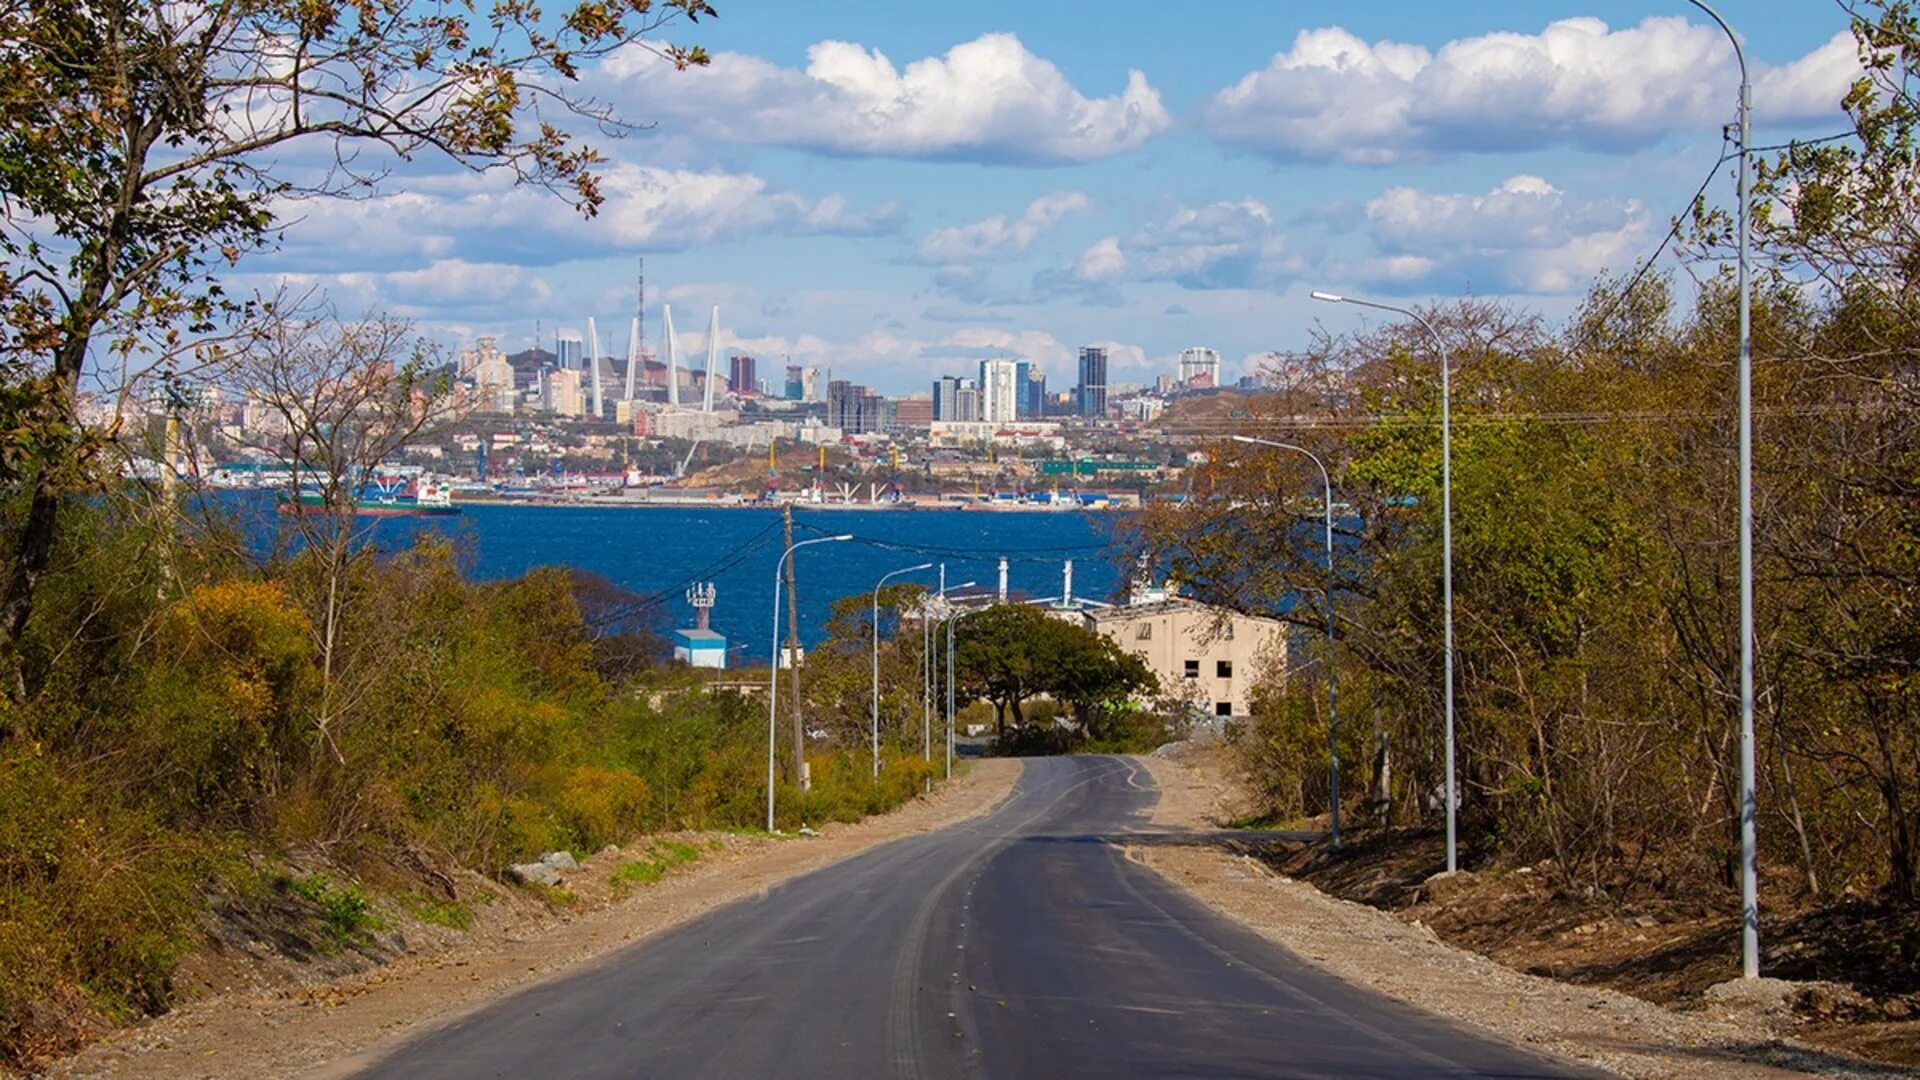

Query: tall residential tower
1077;346;1108;418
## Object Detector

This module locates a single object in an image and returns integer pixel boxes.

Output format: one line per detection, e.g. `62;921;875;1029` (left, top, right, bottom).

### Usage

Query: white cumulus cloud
1057;199;1295;291
916;191;1092;264
602;33;1171;164
263;165;900;271
1207;18;1858;164
1348;175;1648;294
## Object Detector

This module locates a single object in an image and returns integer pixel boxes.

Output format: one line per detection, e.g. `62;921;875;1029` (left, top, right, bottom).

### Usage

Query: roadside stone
1703;977;1800;1031
537;851;578;871
1418;869;1478;905
505;863;563;888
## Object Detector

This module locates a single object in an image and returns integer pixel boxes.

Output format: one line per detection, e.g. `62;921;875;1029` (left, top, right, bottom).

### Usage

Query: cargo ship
278;475;460;517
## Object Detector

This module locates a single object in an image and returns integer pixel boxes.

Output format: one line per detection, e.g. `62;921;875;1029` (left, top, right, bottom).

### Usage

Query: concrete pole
1686;0;1759;980
767;533;850;832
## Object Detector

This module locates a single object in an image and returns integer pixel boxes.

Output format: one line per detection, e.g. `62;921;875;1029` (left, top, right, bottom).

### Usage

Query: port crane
675;439;702;479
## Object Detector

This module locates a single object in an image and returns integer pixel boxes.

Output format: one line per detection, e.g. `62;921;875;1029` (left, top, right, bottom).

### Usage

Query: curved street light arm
1232;434;1342;845
872;562;934;781
1688;0;1759;983
1310;287;1453;868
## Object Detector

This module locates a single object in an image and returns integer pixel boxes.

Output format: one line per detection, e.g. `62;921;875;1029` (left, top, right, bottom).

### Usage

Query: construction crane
676;439;702;479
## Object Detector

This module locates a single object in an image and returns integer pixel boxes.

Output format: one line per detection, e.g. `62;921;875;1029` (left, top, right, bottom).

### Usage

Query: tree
953;604;1155;744
0;0;718;699
231;312;461;757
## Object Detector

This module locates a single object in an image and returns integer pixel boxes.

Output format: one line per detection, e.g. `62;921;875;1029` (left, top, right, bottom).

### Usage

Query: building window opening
1216;660;1233;679
1183;659;1199;679
1215;701;1233;717
1136;623;1153;641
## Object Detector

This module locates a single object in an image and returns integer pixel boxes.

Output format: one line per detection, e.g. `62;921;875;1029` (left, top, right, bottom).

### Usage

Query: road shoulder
51;760;1022;1080
1131;749;1908;1080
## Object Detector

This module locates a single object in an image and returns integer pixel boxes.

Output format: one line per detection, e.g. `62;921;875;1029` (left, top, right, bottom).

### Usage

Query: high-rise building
785;364;805;401
827;379;853;430
859;387;886;434
803;366;824;403
1024;368;1048;419
932;376;960;421
978;358;1020;425
1077;346;1109;418
827;380;886;433
729;354;756;398
555;333;583;371
1178;346;1221;388
1012;360;1032;416
471;336;516;414
542;367;584;417
953;383;983;423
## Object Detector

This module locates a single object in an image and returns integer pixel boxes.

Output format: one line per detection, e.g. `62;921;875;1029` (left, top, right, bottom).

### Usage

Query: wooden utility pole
783;505;807;788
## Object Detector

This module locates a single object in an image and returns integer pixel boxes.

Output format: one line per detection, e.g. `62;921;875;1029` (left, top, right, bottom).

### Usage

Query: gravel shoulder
1131;748;1916;1080
49;760;1022;1080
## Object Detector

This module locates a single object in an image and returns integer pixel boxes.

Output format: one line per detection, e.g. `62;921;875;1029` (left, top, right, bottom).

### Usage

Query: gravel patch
1131;752;1916;1080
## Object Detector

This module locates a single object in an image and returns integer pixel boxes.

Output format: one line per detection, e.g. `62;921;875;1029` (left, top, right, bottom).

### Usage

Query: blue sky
259;1;1858;394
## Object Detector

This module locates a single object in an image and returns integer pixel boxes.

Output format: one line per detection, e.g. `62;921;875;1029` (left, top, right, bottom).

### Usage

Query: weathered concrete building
1081;599;1285;719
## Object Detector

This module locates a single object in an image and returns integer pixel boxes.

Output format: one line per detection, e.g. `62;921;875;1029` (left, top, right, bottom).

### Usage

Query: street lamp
1311;288;1456;872
943;595;991;779
1233;435;1341;847
767;533;852;832
1687;0;1758;981
872;562;934;781
926;577;976;766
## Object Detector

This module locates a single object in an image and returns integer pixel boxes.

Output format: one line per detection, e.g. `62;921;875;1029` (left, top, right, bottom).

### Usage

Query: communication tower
685;582;716;631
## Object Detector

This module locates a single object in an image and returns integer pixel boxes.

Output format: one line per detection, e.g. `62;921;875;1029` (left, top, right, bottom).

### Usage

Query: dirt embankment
47;760;1020;1080
1132;744;1917;1080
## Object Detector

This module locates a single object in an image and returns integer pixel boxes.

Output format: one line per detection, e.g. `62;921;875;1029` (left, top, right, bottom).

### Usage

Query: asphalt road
358;756;1588;1079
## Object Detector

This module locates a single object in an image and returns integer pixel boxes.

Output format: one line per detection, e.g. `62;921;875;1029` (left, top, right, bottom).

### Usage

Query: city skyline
239;2;1856;395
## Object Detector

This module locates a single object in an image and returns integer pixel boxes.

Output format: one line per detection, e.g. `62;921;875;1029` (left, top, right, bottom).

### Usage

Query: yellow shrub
556;766;650;851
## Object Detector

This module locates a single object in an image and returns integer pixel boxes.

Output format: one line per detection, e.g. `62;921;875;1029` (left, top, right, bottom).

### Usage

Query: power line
1163;402;1866;434
1750;131;1855;154
585;518;786;626
1568;144;1731;355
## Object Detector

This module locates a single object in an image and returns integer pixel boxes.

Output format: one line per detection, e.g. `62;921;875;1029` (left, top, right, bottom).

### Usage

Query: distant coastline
454;492;1136;514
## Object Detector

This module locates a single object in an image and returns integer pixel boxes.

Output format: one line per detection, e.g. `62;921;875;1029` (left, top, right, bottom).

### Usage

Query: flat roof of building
1086;599;1280;625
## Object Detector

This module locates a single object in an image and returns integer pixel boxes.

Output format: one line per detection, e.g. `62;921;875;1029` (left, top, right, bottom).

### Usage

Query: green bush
287;874;380;942
0;515;952;1069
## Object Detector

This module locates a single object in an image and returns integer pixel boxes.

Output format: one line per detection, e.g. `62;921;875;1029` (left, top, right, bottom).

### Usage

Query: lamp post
1233;435;1341;847
1687;0;1758;981
872;562;934;781
1311;288;1455;872
927;578;976;767
767;533;852;833
943;598;990;779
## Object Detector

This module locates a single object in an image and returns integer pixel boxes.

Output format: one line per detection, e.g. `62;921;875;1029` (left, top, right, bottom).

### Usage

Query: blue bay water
245;501;1128;663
